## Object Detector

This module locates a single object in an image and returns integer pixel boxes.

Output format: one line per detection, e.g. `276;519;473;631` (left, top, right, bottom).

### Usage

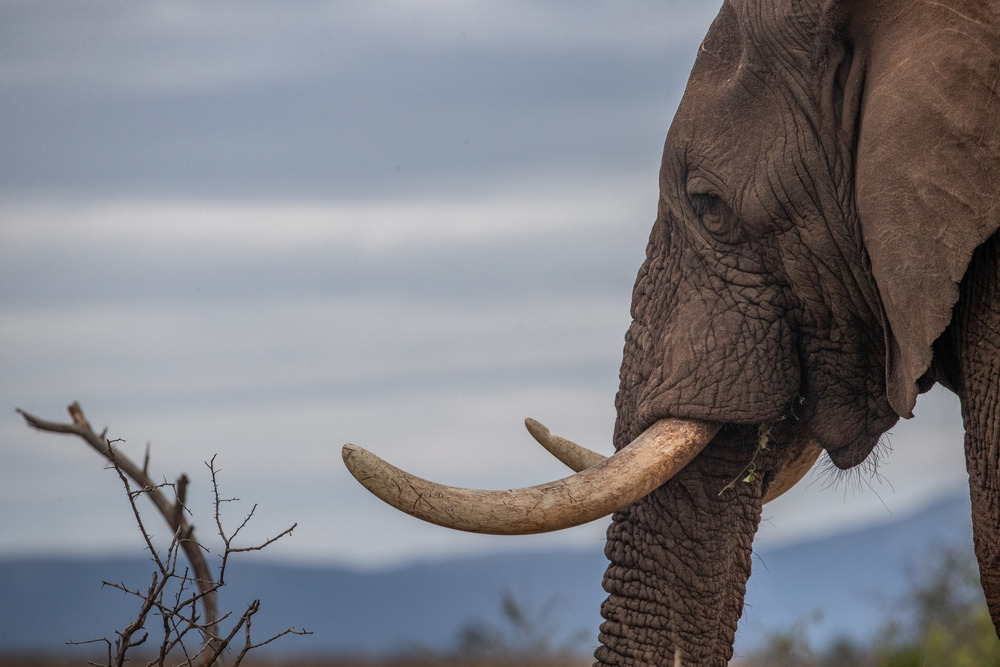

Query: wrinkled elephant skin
599;0;999;664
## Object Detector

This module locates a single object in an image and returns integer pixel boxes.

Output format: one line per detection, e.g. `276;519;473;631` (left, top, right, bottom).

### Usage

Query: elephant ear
853;1;1000;418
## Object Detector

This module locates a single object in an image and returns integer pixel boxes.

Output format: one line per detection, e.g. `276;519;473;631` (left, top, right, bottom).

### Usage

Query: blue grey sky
1;1;967;569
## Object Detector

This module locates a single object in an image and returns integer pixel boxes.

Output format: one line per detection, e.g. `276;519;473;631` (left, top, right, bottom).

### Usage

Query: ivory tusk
524;418;605;472
760;435;823;503
342;419;718;535
525;418;822;505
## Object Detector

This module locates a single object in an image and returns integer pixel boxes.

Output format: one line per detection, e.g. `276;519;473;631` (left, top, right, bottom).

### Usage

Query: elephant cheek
811;408;896;470
795;342;899;469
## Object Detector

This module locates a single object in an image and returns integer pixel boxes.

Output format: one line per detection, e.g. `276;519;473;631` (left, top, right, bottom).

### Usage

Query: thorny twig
207;457;298;586
105;466;217;666
17;402;221;646
18;402;309;666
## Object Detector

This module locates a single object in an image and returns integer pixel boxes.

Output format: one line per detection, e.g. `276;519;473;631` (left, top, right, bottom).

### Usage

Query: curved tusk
342;419;718;535
524;418;605;472
761;435;823;503
526;418;822;505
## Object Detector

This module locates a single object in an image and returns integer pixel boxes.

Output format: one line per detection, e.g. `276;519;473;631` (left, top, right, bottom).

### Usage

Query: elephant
343;0;1000;664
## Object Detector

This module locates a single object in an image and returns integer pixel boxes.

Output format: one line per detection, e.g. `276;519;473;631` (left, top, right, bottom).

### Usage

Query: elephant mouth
341;418;822;535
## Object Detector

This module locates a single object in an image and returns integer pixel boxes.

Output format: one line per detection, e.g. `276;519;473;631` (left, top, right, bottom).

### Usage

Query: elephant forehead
693;0;834;85
728;0;839;64
668;31;823;210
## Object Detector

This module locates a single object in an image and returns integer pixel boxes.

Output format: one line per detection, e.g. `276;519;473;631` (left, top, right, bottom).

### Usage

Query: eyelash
691;192;721;219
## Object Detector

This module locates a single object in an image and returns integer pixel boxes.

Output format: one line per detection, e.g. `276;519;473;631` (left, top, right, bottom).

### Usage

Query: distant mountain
737;489;975;654
0;490;976;658
0;549;610;657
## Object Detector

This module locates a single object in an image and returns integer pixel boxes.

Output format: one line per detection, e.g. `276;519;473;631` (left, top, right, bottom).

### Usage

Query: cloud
0;190;639;565
0;1;718;90
0;0;971;570
1;184;654;253
0;0;712;200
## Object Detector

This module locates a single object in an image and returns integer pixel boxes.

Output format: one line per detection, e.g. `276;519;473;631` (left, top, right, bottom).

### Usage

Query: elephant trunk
595;431;767;667
953;233;1000;628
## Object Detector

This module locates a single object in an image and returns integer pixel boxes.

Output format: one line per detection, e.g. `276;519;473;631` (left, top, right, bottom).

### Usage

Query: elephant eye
689;191;740;241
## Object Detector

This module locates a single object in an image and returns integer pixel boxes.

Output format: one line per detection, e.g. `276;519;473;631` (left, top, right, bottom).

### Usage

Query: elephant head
344;0;1000;664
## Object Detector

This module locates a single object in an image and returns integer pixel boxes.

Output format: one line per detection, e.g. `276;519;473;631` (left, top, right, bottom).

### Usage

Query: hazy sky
1;0;969;570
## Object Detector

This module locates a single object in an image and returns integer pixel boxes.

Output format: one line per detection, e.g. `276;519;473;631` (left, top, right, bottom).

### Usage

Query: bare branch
112;462;167;576
212;599;312;667
17;403;221;650
20;401;309;666
238;623;312;657
114;572;159;666
227;522;298;554
206;456;297;584
175;473;189;526
68;637;113;667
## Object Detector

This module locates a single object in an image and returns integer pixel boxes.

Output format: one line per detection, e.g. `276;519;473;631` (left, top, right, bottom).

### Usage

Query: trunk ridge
954;233;1000;629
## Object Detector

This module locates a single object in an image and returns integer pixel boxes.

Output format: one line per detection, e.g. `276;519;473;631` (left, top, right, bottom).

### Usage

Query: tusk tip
342;443;376;478
524;417;549;439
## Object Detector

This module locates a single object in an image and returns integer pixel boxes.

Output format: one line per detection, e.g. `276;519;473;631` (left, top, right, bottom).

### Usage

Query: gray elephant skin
347;1;1000;665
